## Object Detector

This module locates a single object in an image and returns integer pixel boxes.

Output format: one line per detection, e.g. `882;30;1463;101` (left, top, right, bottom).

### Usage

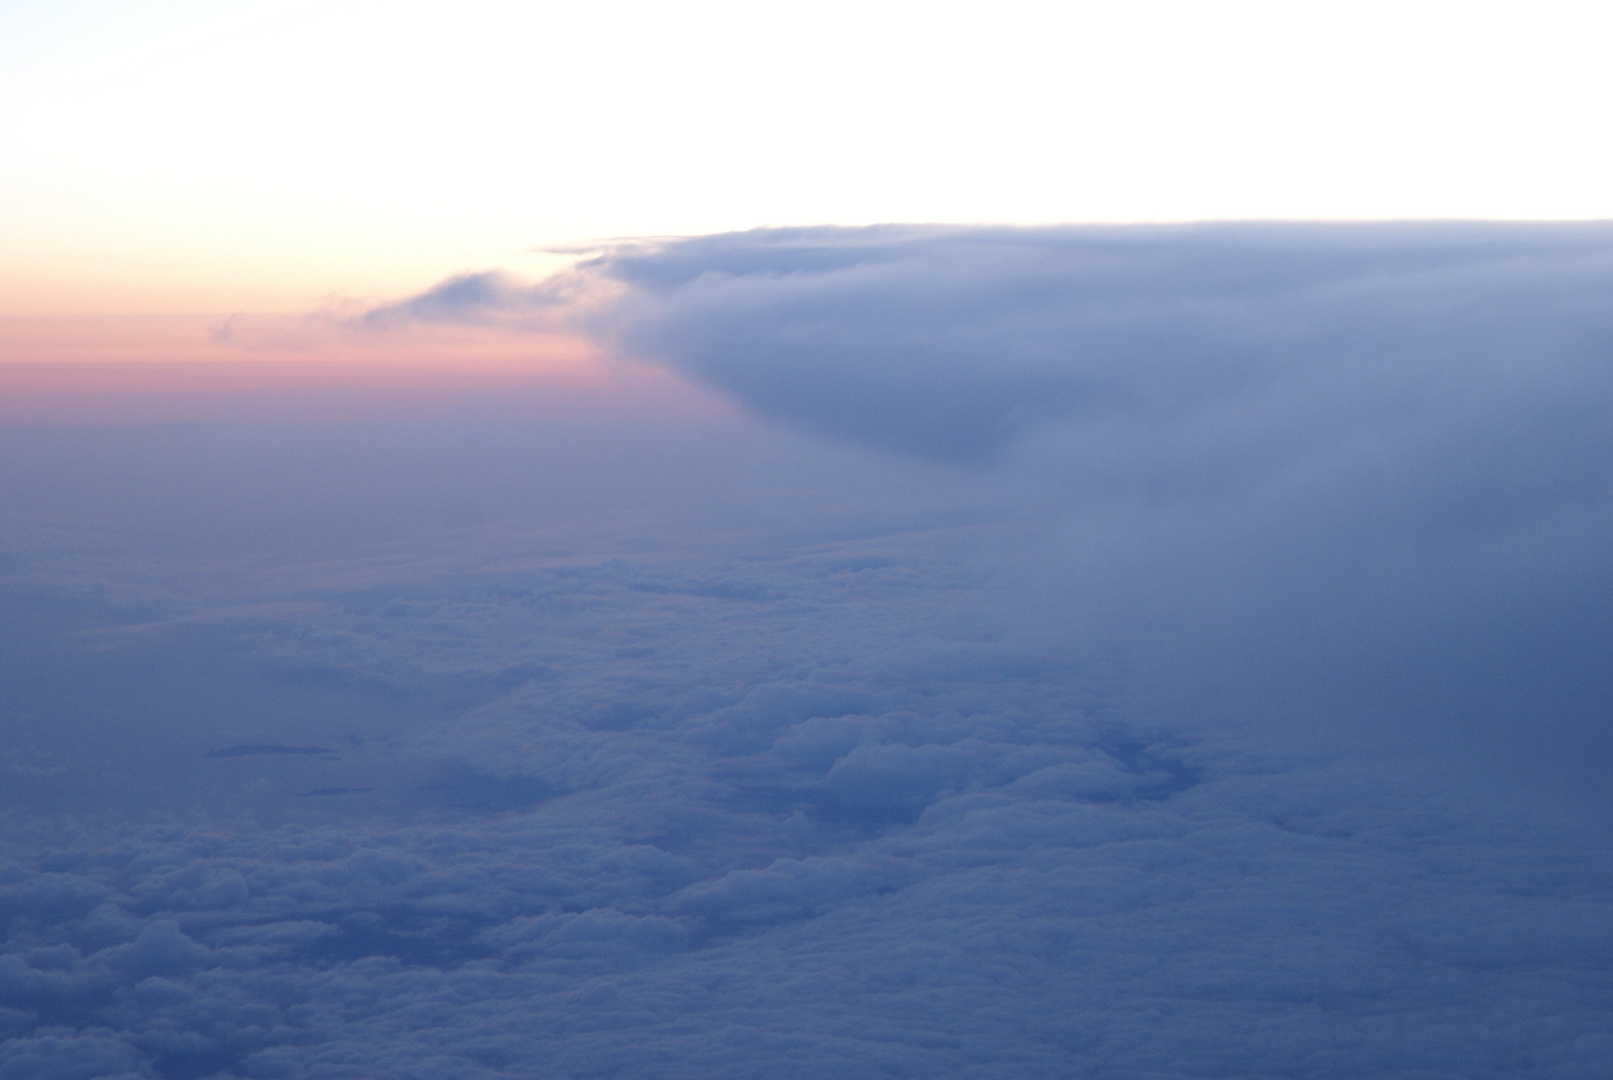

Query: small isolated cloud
361;270;533;328
359;265;617;333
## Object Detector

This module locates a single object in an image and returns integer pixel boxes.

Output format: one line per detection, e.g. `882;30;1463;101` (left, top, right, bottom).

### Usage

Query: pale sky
2;0;1610;314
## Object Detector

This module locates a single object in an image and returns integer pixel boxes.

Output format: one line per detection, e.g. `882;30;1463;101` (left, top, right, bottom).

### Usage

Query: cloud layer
5;224;1613;1077
4;438;1610;1078
410;223;1613;466
384;224;1613;784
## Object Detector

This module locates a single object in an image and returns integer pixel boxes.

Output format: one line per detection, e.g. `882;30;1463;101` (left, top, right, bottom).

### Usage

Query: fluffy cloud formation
372;229;1613;775
4;462;1610;1078
5;224;1613;1077
498;224;1613;791
386;223;1613;466
2;416;1609;1080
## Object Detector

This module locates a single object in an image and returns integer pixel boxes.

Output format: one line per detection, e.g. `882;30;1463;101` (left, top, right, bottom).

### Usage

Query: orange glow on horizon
0;314;733;427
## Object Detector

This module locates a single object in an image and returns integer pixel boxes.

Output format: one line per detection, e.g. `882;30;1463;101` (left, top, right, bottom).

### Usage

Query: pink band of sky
0;315;730;427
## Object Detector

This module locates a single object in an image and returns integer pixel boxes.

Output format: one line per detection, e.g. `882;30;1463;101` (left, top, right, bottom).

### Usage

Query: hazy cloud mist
3;224;1612;1078
385;224;1613;783
411;224;1613;466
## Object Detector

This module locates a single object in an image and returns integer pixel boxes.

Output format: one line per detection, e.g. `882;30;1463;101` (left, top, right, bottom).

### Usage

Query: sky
4;4;1613;1079
4;0;1613;316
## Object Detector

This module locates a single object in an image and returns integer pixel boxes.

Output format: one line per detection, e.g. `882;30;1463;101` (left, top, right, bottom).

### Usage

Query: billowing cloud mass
391;225;1613;785
395;223;1613;462
3;225;1613;1078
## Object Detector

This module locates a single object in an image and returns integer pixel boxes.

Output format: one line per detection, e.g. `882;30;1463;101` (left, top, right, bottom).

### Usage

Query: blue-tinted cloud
462;225;1613;794
568;224;1613;466
5;224;1613;1077
3;417;1610;1078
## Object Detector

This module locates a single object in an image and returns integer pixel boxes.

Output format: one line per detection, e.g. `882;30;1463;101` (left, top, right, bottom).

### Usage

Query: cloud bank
4;445;1610;1078
3;224;1613;1078
384;224;1613;783
393;223;1613;465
